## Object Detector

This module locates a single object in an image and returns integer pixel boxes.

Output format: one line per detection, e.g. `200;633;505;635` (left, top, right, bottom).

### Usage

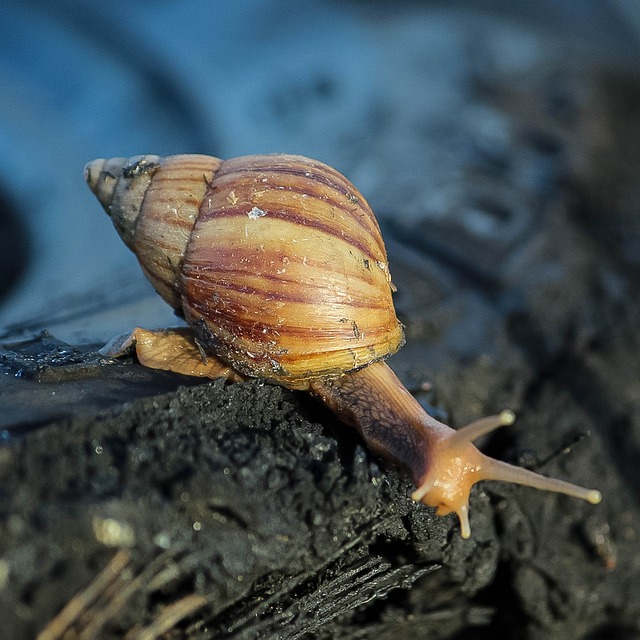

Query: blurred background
0;0;639;344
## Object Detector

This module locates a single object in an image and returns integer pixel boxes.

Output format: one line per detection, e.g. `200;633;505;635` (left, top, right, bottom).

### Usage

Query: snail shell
86;154;403;389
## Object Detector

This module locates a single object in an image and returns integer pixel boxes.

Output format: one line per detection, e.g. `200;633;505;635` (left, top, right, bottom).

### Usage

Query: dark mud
0;319;638;639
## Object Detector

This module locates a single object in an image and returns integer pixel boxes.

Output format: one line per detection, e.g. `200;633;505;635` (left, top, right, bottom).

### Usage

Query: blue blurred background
0;0;638;344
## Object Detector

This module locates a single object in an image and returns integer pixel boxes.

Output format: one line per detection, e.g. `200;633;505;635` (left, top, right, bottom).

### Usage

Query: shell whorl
84;155;161;250
85;154;223;309
86;153;404;387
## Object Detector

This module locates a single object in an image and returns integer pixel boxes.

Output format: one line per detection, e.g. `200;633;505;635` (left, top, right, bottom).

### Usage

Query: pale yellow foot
99;327;244;381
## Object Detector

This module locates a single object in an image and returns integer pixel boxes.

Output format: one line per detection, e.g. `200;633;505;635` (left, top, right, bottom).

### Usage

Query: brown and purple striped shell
85;154;404;389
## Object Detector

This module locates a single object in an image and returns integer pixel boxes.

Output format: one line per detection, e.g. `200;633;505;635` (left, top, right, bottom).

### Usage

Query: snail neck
309;360;447;484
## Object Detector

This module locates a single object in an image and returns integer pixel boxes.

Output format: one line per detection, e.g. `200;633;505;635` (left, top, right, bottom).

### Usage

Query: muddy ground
1;5;640;640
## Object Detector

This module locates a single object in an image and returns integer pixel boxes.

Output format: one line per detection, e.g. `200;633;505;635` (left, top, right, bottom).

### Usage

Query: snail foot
99;327;243;381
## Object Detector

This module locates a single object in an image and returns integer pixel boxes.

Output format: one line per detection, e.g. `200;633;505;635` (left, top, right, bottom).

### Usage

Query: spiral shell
85;154;404;388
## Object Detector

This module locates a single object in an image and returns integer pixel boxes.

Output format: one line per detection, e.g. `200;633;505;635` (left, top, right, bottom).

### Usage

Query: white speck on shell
248;206;267;220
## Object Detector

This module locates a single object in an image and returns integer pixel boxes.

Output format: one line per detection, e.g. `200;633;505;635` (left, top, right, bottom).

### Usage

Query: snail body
86;153;601;538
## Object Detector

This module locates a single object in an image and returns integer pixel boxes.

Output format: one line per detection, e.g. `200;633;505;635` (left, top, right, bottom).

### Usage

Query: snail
85;153;601;538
